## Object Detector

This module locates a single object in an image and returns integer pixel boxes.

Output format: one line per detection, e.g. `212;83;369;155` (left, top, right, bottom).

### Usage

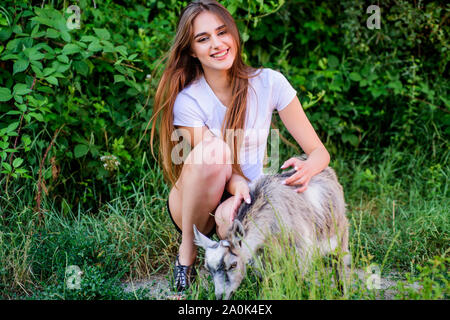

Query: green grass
0;143;448;299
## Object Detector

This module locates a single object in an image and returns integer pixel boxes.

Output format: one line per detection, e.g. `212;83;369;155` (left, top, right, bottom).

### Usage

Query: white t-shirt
173;68;297;182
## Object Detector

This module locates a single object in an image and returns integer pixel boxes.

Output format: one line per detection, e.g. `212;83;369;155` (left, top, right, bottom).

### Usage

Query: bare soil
122;268;420;300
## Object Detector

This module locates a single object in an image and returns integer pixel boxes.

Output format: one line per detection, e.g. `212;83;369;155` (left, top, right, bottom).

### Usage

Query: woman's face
190;11;237;74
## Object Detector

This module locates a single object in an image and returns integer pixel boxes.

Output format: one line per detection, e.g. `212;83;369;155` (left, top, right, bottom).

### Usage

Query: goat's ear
230;219;245;248
193;224;217;249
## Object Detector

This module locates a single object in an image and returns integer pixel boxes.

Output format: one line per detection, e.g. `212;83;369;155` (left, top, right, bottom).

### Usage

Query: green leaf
342;133;359;146
36;86;52;94
349;72;362;82
13;83;32;96
62;43;81;55
12;157;24;168
0;28;13;42
31;64;44;78
0;87;12;101
60;31;71;42
74;144;89;158
31;25;45;38
15;168;29;175
25;47;46;61
114;75;125;83
328;55;339;69
73;60;89;76
388;80;403;91
0;53;20;61
45;76;58;86
43;67;56;77
227;3;238;15
6;121;19;133
318;57;327;70
14;95;23;103
12;24;22;34
5;111;22;116
2;162;12;173
29;112;44;122
54;63;70;74
13;59;29;75
80;35;98;42
46;28;59;39
101;40;115;53
93;28;110;41
53;18;71;42
115;45;128;57
242;32;249;42
22;135;31;147
57;55;69;64
87;41;102;52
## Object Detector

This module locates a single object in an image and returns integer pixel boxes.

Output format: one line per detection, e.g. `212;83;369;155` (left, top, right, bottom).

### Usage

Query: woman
150;0;330;292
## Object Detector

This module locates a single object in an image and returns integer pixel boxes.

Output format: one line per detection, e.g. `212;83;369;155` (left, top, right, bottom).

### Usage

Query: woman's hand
229;181;251;223
280;157;315;193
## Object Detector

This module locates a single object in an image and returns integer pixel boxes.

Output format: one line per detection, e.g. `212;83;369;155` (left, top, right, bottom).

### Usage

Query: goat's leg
334;227;351;294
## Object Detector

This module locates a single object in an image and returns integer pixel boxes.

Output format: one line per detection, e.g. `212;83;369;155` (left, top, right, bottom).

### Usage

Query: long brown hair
150;0;261;188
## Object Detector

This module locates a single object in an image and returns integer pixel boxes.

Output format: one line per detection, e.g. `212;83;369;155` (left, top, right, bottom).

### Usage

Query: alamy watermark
65;1;97;30
66;5;81;30
170;128;280;172
365;263;381;290
65;265;82;290
366;5;381;30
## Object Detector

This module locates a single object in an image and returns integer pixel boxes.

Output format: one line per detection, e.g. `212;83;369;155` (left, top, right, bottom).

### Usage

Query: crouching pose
194;158;351;300
150;0;332;292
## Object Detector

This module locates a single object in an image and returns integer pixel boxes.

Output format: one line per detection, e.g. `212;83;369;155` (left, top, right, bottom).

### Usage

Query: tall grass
0;155;179;298
0;141;448;299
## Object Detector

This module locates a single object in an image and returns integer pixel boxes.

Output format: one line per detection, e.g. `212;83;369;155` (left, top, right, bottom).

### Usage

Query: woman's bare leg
168;136;232;265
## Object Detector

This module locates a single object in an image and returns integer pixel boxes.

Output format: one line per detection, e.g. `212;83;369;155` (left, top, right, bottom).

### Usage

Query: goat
193;156;350;300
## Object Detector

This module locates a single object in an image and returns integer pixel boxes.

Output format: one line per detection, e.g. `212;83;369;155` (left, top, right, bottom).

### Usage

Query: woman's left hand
280;157;315;193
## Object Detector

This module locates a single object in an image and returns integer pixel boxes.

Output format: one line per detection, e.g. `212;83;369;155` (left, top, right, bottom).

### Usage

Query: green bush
395;254;449;300
0;0;448;212
28;264;149;300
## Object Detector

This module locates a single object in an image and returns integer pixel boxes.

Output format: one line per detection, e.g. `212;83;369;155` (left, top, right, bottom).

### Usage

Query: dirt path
122;268;420;300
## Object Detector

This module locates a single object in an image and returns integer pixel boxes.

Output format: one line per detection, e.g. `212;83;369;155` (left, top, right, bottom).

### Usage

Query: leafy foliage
0;0;448;214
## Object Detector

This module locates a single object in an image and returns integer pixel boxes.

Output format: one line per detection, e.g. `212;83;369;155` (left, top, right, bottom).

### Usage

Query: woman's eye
198;37;208;42
218;30;227;36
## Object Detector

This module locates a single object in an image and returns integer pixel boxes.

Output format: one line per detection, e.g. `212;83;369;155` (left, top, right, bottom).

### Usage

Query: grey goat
194;156;350;300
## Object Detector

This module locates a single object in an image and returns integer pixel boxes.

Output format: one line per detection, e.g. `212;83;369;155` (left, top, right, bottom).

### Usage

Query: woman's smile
211;48;229;60
191;11;236;73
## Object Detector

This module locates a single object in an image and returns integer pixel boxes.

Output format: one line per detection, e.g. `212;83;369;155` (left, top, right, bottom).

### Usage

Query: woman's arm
225;172;248;195
277;96;330;192
225;172;251;222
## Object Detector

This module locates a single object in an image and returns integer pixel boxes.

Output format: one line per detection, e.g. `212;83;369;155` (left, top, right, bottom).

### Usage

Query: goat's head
193;222;246;300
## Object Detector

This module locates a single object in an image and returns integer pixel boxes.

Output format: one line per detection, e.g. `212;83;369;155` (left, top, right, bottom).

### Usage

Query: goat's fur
194;155;350;300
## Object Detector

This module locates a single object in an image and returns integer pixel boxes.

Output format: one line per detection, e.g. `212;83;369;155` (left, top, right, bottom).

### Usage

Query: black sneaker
173;254;197;292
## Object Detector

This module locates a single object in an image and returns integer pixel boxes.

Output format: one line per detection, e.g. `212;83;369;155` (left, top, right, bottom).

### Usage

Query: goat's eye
229;262;237;269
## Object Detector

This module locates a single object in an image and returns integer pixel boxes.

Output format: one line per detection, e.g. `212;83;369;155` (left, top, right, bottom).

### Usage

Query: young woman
150;0;330;292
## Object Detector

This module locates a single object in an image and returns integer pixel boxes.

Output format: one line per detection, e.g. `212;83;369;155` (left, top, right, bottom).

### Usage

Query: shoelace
175;264;191;290
174;255;196;291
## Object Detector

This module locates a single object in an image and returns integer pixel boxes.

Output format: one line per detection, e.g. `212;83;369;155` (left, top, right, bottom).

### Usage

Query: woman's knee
184;137;232;179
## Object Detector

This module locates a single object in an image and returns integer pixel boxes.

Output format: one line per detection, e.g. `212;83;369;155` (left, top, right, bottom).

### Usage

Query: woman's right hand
229;181;251;223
